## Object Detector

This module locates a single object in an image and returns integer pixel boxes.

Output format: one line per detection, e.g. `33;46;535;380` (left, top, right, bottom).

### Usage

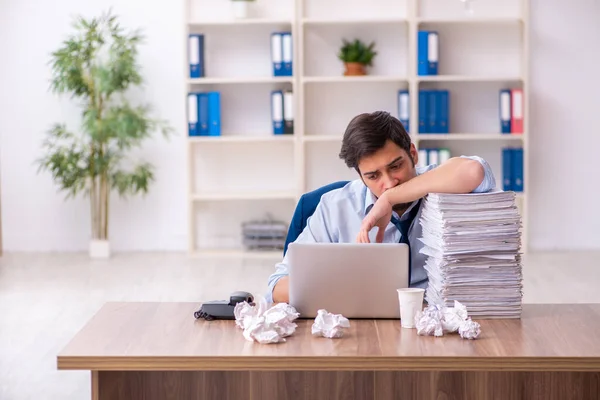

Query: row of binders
271;90;294;135
417;148;451;168
271;32;293;77
188;32;293;78
187;90;295;136
187;91;221;136
419;90;449;133
418;30;439;76
499;89;524;134
502;147;524;192
398;90;449;134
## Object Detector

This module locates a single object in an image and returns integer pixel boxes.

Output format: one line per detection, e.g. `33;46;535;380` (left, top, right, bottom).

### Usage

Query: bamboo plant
37;10;172;244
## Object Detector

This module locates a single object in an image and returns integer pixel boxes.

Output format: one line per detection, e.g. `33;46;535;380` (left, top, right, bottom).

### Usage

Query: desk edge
56;356;600;372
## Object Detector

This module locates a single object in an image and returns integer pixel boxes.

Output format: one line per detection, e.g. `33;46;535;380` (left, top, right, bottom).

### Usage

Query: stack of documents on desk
418;190;523;318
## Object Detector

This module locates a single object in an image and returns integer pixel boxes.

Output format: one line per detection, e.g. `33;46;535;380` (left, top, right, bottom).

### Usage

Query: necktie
390;198;422;285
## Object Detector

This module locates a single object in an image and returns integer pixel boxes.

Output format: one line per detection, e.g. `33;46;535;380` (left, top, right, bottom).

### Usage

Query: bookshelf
185;0;529;257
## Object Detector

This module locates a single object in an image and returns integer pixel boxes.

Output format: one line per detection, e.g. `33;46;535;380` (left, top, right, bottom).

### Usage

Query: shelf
190;248;283;259
189;135;295;143
417;17;523;24
416;133;524;141
302;17;407;25
187;0;530;254
191;191;297;201
303;76;408;83
188;19;293;27
303;136;341;142
417;75;522;82
188;77;294;85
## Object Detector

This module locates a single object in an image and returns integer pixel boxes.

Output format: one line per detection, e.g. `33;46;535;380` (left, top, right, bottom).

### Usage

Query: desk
57;302;600;400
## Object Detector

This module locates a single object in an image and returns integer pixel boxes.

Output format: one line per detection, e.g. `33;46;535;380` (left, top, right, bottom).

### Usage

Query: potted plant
231;0;256;19
337;38;377;76
37;10;173;258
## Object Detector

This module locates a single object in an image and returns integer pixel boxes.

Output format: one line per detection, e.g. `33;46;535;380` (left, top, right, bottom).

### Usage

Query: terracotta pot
344;62;366;76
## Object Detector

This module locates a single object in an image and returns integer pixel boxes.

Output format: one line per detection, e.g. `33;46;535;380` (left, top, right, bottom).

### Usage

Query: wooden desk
57;302;600;400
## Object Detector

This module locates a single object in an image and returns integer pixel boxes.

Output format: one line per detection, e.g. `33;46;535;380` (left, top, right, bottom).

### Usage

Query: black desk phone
194;291;254;321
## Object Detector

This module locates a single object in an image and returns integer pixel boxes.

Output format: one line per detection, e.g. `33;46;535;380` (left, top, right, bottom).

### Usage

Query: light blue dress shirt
265;156;496;303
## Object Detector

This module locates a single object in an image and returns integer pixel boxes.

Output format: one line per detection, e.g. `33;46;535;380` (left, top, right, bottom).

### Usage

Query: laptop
287;242;409;319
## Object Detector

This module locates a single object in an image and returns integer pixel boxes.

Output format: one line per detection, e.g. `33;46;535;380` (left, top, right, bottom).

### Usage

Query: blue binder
271;90;284;135
398;90;410;132
418;90;428;133
417;31;429;76
427;32;439;75
188;34;204;78
282;32;293;77
499;89;512;133
198;93;209;136
271;33;284;77
207;92;221;136
512;148;524;192
428;90;438;133
187;93;199;136
439;90;449;133
502;148;513;191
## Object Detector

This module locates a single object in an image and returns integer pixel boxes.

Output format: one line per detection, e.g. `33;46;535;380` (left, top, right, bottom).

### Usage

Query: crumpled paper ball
234;296;300;344
442;300;469;333
311;309;350;338
414;304;445;337
458;317;481;340
414;300;481;340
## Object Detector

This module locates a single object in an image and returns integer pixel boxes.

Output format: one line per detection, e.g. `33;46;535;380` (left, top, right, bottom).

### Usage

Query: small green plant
37;10;173;242
337;38;377;66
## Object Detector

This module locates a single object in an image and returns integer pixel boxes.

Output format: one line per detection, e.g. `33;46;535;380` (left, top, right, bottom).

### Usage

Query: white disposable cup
397;288;425;329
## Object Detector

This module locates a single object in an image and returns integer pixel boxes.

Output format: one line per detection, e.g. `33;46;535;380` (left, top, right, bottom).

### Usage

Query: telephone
193;291;254;321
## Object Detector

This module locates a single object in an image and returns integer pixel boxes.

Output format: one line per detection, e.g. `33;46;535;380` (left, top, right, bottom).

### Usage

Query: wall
0;0;187;251
528;0;600;249
0;0;598;252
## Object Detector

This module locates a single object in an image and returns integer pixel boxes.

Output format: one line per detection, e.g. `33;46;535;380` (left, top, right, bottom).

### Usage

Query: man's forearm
385;157;484;205
272;276;289;303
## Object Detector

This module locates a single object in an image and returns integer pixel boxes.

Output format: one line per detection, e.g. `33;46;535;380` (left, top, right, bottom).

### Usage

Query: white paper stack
418;190;523;319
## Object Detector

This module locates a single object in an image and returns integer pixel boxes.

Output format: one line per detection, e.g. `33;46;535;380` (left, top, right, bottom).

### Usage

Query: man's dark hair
339;111;412;172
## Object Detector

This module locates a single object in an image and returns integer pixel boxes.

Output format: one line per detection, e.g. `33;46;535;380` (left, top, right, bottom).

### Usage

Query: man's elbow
462;159;485;192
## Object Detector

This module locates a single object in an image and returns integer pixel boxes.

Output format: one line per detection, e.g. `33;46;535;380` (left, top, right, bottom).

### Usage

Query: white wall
0;0;187;252
0;0;599;252
528;0;600;250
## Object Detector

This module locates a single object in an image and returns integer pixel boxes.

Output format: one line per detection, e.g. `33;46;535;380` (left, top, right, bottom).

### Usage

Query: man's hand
356;192;393;243
272;276;289;303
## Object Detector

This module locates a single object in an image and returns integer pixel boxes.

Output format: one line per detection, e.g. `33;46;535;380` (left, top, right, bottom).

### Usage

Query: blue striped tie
390;198;422;285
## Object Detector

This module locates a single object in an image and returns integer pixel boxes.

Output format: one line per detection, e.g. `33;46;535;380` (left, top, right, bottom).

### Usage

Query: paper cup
397;288;425;329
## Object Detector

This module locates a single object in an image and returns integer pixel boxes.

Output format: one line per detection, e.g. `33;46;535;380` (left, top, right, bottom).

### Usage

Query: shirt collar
364;188;377;215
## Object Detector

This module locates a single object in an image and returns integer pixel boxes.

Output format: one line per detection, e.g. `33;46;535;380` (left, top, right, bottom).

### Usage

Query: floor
1;251;599;400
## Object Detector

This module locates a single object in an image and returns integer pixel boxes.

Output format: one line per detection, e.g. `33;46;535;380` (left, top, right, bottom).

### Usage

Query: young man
266;111;496;304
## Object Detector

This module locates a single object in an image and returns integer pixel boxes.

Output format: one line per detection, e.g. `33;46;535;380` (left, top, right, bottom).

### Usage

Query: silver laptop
287;242;409;319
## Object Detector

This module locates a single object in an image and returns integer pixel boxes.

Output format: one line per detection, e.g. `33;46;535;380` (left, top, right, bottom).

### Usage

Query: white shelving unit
185;0;529;257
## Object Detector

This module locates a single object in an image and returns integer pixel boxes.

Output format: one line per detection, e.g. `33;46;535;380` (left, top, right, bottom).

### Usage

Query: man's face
357;140;418;199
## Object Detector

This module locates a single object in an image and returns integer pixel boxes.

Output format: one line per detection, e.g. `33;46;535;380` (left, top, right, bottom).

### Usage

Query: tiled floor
1;251;599;399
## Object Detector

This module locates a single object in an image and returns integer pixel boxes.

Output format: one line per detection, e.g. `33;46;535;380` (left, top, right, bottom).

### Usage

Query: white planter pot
90;239;110;259
232;1;249;19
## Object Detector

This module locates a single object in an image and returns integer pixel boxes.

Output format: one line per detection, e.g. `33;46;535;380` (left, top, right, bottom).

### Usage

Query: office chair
283;180;350;255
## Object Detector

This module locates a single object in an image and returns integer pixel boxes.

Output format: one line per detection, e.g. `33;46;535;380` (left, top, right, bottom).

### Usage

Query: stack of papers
418;190;523;319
